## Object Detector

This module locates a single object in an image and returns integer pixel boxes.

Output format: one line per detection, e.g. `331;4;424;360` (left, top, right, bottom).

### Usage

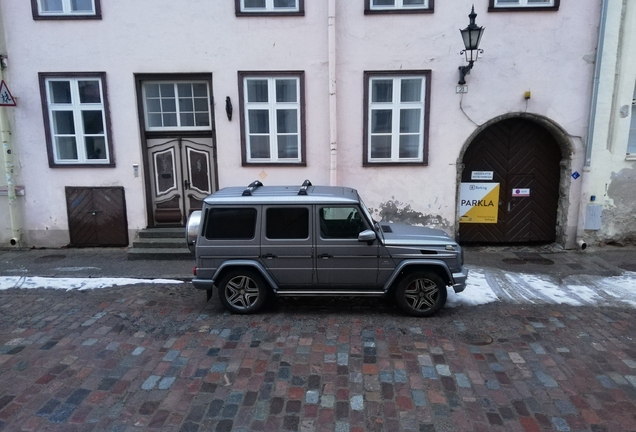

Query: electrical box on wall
584;204;603;230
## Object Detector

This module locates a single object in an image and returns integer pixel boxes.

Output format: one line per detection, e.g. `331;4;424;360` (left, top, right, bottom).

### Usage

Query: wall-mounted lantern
458;5;485;85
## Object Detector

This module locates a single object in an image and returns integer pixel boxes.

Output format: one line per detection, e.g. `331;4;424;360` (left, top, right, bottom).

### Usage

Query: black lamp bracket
458;49;483;85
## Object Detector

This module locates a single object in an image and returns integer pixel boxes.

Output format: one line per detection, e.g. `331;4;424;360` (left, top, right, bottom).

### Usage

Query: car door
315;205;379;287
260;205;314;286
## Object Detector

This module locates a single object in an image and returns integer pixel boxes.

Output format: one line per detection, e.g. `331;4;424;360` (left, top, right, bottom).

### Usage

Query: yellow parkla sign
459;183;500;224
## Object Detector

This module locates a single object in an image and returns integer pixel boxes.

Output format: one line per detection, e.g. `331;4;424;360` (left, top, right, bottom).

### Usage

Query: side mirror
358;229;376;244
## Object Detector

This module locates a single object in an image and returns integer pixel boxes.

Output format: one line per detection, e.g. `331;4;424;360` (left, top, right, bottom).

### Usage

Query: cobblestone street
0;282;635;432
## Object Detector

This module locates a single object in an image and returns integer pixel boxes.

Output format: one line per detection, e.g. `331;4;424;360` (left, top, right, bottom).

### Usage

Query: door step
127;228;193;261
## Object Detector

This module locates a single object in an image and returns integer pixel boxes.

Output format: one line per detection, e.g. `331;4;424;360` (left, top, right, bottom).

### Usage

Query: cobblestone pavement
1;283;635;432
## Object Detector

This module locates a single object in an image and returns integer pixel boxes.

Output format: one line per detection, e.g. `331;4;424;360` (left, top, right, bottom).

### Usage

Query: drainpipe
328;0;338;186
0;55;20;246
576;0;609;249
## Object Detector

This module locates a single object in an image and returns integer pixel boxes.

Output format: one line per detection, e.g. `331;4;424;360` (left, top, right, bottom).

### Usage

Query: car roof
203;181;361;205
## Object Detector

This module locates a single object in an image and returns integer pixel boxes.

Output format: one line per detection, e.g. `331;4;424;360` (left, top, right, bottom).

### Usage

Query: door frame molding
134;73;219;228
455;112;574;247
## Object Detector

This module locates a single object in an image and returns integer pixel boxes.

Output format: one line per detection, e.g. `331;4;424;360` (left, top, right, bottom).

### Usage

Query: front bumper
451;267;468;293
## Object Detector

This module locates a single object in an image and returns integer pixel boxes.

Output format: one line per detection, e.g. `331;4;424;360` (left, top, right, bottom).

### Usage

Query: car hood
379;222;456;247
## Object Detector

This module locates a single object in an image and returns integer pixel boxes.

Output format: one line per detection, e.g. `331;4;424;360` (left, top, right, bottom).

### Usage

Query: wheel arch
383;260;453;293
212;260;279;292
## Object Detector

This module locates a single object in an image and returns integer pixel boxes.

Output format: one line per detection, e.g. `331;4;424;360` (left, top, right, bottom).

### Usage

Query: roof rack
298;179;312;196
242;180;263;196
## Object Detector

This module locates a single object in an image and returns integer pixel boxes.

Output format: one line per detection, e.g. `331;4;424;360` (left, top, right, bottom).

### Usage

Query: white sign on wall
471;171;493;180
512;188;530;197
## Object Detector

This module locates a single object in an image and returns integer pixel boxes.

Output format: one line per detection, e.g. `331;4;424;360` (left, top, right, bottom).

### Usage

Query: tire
395;271;447;317
217;269;268;314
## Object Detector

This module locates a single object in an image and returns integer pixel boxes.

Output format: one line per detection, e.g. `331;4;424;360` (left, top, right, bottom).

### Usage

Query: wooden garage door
459;118;561;244
66;187;129;246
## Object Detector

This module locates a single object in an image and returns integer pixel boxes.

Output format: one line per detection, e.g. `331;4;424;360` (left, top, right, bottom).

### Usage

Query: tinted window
319;207;368;239
266;207;309;239
205;208;257;240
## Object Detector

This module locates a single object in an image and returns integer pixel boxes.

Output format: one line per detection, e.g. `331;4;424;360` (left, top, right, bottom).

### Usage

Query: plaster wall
0;0;601;247
581;0;636;245
336;0;598;245
0;0;331;247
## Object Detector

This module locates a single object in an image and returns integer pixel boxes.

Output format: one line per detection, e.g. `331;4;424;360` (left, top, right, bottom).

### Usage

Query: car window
266;207;309;239
319;207;368;239
205;208;257;240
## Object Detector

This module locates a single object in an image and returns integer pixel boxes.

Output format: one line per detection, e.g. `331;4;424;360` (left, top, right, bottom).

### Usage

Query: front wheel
395;271;447;317
217;269;268;314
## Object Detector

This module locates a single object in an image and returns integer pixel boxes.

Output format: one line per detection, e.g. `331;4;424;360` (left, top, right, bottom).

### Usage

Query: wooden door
147;137;215;226
66;187;129;246
459;119;561;244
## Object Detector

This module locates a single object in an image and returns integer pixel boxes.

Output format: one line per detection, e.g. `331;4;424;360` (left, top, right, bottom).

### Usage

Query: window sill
364;8;433;15
364;161;428;167
235;11;304;17
33;14;101;20
488;6;559;12
49;162;115;168
242;162;306;167
626;155;636;161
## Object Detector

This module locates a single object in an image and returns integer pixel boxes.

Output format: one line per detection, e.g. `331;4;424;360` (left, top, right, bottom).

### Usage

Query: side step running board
276;290;385;297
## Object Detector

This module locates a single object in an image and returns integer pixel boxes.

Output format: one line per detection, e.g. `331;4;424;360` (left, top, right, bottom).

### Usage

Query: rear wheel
217;269;268;314
395;271;447;317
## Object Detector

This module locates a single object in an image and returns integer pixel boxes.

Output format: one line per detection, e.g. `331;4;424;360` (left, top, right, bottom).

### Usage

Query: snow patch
0;276;184;291
446;269;499;308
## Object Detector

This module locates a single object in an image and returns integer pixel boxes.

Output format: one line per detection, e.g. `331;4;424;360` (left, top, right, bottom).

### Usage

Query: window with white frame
237;0;302;14
490;0;558;10
367;0;431;12
32;0;100;19
142;82;212;131
628;84;636;156
239;72;304;164
364;71;430;165
40;73;113;166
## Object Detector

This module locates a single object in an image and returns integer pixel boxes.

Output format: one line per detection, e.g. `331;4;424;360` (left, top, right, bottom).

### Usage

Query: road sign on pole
0;80;16;106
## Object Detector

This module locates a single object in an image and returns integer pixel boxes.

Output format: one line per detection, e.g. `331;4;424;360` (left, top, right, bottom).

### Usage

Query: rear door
315;205;379;286
260;205;314;286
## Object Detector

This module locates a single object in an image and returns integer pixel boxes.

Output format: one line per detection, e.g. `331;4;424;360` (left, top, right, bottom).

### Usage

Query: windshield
358;195;379;228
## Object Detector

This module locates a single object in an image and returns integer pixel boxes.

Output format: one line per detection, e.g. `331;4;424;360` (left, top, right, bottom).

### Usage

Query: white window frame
142;81;212;132
36;0;97;16
370;0;429;11
240;0;299;13
242;76;302;164
367;75;427;164
45;77;110;165
494;0;555;8
627;85;636;158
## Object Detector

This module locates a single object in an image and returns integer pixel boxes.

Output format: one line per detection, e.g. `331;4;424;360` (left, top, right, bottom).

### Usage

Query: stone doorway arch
456;113;573;245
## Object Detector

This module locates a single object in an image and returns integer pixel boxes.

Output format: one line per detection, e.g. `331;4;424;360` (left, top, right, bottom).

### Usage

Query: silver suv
186;180;468;317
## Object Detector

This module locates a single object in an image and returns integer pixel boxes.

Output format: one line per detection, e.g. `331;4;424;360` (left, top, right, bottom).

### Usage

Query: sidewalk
0;247;196;281
1;244;635;281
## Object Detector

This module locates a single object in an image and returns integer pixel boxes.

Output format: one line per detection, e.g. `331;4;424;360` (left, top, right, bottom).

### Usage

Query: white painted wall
580;0;636;244
0;0;601;247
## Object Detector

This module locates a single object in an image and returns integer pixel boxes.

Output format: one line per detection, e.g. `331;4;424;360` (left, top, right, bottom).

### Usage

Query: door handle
184;179;191;189
318;253;332;259
262;253;277;259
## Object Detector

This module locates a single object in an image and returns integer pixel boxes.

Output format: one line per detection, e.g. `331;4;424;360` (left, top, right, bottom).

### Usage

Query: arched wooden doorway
459;118;562;244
